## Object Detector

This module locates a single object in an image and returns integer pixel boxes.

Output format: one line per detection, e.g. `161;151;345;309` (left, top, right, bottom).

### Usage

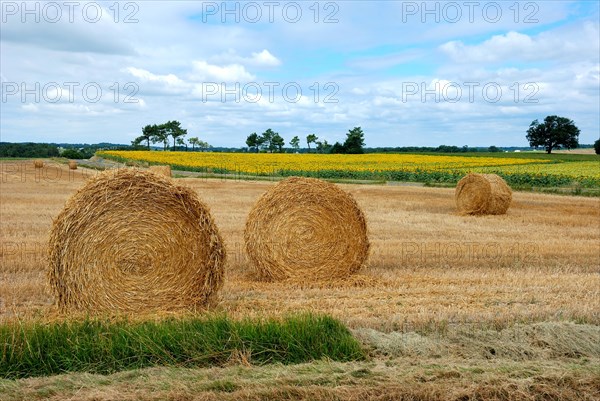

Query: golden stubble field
1;160;599;329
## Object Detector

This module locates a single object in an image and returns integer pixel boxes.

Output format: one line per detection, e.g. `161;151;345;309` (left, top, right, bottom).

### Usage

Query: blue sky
1;1;598;147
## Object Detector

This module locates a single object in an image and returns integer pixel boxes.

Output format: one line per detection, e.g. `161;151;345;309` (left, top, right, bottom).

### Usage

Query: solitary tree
343;127;366;154
306;134;318;152
594;139;600;155
290;136;300;151
526;116;580;154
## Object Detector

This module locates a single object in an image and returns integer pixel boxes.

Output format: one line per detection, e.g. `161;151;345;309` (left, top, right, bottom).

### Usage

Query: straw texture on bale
455;173;512;215
68;161;77;170
48;169;225;313
244;177;370;282
149;165;171;177
33;160;44;168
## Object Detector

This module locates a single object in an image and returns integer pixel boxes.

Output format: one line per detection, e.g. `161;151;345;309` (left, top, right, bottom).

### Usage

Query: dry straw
244;177;370;282
68;161;77;170
48;168;226;313
33;160;44;168
455;173;512;215
149;165;172;177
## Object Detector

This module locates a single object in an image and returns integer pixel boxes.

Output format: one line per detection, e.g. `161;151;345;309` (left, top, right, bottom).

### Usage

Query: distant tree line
246;127;366;154
0;143;60;158
0;142;126;159
132;121;212;151
2;115;594;157
365;145;504;153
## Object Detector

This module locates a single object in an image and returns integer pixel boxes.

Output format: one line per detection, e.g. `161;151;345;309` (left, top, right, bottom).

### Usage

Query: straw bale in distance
48;169;225;313
33;160;44;168
244;177;370;282
68;161;77;170
149;165;171;177
455;173;512;215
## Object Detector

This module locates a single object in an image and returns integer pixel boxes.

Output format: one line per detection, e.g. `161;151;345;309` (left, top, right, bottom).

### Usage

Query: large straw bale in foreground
149;165;171;177
455;173;512;215
48;169;225;313
244;177;370;281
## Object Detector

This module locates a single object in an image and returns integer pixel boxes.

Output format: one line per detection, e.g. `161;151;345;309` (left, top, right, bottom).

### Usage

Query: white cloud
440;22;599;64
209;49;281;67
1;2;598;147
190;61;255;82
125;67;185;86
249;50;281;66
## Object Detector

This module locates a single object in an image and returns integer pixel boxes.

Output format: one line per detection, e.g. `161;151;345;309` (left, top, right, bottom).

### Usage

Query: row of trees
128;115;589;155
245;127;366;154
0;143;60;158
243;116;584;155
132;121;212;151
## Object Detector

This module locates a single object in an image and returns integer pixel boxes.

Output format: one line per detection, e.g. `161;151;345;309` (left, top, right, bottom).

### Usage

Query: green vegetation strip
0;314;365;379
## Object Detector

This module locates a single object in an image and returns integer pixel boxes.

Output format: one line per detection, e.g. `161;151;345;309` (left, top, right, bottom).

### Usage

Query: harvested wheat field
1;160;599;400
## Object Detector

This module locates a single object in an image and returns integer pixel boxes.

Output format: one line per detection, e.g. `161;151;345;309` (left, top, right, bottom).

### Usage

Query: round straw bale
33;160;44;168
455;173;512;215
149;165;171;177
244;177;370;282
68;160;77;170
48;169;225;313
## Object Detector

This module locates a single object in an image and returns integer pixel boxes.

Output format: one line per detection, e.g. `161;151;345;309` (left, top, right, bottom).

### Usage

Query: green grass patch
0;314;365;379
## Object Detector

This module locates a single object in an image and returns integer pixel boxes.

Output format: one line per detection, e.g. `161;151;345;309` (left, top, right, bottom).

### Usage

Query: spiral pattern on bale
244;177;370;282
48;169;225;313
455;173;512;215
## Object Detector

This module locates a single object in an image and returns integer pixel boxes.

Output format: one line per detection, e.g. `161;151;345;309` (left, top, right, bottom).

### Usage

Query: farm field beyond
99;150;600;188
1;161;599;400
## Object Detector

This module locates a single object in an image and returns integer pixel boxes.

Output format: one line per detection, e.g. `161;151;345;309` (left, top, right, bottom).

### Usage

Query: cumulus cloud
0;2;135;55
1;1;598;146
125;67;185;86
209;49;281;67
249;50;281;66
190;61;255;82
439;22;599;64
